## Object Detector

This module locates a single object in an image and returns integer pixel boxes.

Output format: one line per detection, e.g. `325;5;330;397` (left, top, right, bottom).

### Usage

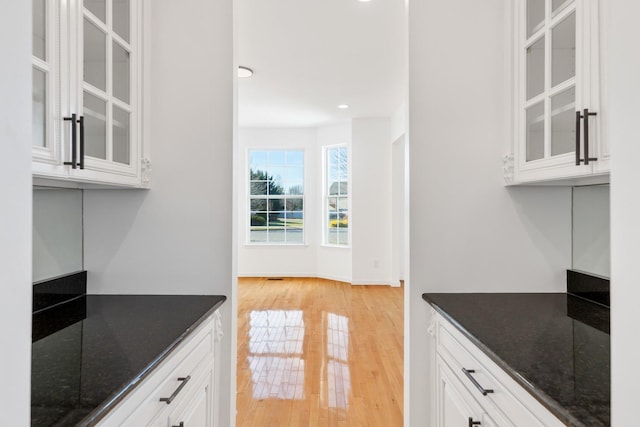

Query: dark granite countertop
31;294;226;427
422;293;609;427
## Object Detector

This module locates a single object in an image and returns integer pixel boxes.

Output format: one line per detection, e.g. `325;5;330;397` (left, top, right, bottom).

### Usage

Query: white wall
237;124;355;283
83;0;234;425
0;1;32;424
351;118;394;285
391;103;408;285
315;123;353;283
237;128;318;277
408;0;572;425
237;120;396;286
391;135;405;283
606;0;640;424
390;103;407;144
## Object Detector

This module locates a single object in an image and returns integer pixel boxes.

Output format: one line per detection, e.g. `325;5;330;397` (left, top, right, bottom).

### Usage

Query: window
325;145;349;246
249;150;304;244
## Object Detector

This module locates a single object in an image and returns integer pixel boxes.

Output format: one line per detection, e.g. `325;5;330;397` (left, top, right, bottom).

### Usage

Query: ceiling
236;0;407;128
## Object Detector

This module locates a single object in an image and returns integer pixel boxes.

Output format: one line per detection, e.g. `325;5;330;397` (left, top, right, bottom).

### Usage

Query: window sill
244;243;309;247
319;244;351;249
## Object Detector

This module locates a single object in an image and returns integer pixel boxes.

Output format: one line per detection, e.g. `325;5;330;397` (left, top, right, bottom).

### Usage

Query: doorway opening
233;0;409;425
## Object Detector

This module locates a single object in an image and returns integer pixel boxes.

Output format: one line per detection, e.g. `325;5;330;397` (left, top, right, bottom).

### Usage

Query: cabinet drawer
167;366;214;427
435;354;506;427
437;318;563;427
99;317;214;426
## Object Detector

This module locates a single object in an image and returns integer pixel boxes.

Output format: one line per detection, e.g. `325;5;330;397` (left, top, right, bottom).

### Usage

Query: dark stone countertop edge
422;293;585;427
80;296;227;427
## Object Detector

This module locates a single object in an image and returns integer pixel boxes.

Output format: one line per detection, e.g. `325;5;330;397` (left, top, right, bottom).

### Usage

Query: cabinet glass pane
113;0;130;43
84;0;106;23
33;0;46;60
32;68;46;148
113;42;130;104
526;102;544;161
552;0;573;15
84;92;107;159
552;12;576;87
113;106;130;164
551;86;576;156
526;37;545;100
527;0;545;37
84;19;106;91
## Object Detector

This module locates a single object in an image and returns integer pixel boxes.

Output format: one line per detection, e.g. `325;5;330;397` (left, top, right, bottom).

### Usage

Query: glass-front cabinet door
31;0;144;187
31;0;62;173
513;0;604;184
71;0;138;181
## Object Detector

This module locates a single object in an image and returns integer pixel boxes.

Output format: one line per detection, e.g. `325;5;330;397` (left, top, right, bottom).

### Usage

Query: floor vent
267;277;284;281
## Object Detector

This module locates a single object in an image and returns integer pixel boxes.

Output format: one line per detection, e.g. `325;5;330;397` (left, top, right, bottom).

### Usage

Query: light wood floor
236;277;403;427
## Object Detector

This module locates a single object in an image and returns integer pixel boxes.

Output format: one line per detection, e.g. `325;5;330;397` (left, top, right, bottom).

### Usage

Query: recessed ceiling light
337;104;349;109
238;66;253;78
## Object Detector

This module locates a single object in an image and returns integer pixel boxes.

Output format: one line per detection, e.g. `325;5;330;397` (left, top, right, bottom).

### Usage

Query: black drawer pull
160;376;191;404
462;368;494;396
469;417;481;426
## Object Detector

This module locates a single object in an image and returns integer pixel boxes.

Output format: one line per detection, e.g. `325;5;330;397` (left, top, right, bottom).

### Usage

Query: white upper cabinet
506;0;608;185
32;0;149;188
32;0;60;170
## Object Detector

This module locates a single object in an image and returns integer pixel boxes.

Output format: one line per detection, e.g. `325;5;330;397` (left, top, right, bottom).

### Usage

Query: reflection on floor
247;310;306;400
237;277;403;427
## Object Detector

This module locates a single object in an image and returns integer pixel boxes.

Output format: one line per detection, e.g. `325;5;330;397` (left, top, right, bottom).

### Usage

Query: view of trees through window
326;146;349;246
249;150;304;244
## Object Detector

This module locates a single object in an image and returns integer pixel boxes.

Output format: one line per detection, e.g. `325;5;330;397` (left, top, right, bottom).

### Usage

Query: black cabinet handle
583;108;598;165
575;109;598;165
575;111;582;166
78;116;85;169
468;418;481;427
462;368;494;396
160;376;191;405
63;113;78;169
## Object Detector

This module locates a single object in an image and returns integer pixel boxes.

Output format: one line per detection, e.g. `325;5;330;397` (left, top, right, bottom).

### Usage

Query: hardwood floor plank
237;277;403;426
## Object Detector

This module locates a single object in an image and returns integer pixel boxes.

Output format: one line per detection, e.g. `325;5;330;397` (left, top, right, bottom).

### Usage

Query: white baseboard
237;273;399;287
351;280;397;286
238;272;351;283
237;272;316;278
315;273;352;284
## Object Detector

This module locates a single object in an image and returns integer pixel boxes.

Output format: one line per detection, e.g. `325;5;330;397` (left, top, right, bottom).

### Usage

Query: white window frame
247;148;306;245
323;144;350;247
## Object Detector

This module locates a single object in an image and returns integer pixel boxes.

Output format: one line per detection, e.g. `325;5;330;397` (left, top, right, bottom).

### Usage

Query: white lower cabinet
436;355;498;427
428;309;565;427
98;311;222;427
167;370;213;427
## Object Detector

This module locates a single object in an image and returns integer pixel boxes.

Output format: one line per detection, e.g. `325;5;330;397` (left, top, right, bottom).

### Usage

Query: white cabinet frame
505;0;607;185
32;0;150;188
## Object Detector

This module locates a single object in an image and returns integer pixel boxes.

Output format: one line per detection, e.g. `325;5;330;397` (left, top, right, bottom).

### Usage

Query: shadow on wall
82;190;149;292
507;186;572;275
33;188;84;282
